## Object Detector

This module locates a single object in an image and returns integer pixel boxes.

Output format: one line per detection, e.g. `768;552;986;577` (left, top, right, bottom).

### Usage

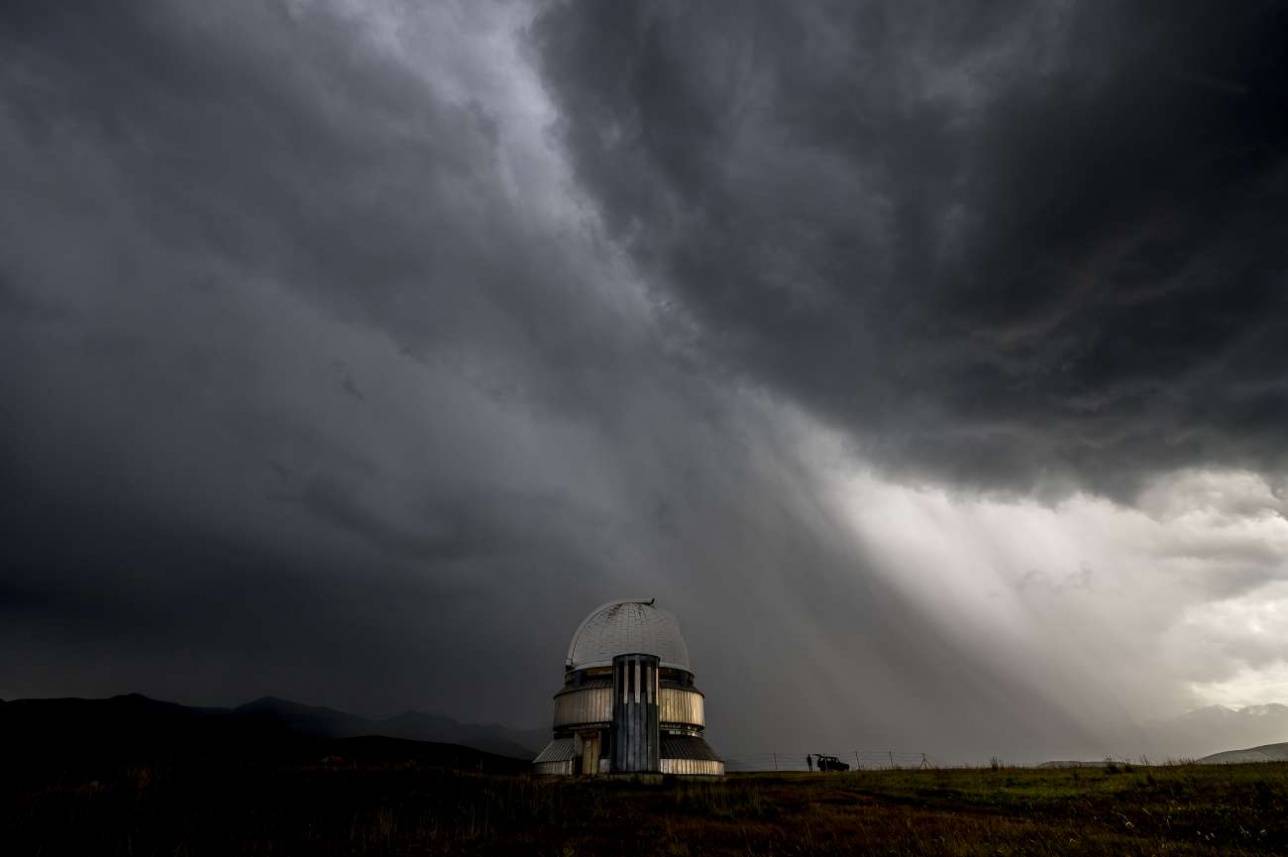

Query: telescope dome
566;600;690;671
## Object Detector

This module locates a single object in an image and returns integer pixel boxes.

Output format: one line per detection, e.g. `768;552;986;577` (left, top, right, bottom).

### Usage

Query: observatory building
533;600;724;776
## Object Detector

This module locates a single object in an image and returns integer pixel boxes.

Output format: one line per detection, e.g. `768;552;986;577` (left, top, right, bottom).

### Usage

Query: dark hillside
0;694;528;786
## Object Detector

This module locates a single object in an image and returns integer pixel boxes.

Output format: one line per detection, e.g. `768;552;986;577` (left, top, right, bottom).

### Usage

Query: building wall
659;758;725;776
553;685;613;728
658;687;704;728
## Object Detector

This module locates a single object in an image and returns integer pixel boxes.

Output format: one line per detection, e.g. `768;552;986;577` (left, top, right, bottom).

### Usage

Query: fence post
772;752;778;771
855;751;861;769
888;750;895;769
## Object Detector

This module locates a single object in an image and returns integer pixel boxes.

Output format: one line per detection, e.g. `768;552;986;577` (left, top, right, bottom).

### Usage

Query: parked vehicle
815;754;850;772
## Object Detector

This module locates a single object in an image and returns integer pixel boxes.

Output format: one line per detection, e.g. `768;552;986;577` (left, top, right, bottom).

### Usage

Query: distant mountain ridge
232;695;545;758
0;693;544;761
0;693;531;780
1146;703;1288;760
1198;742;1288;764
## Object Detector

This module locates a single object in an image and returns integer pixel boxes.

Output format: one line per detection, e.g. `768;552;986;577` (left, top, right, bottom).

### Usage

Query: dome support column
611;653;659;773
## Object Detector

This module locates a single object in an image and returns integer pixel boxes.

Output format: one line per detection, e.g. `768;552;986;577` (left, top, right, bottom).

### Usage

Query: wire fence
721;750;934;772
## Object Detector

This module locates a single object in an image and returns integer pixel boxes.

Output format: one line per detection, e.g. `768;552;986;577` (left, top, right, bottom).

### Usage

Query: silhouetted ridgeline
1199;742;1288;765
229;695;545;758
0;694;530;778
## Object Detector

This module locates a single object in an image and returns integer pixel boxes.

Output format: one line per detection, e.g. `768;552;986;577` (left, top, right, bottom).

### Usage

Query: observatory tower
532;600;724;776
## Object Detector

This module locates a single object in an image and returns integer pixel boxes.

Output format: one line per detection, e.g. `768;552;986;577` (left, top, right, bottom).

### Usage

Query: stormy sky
3;0;1288;763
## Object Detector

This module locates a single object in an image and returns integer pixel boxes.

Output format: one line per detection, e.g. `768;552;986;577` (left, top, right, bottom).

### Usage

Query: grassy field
5;758;1288;855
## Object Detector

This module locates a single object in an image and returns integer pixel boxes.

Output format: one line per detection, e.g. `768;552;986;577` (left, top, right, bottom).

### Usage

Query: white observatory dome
566;600;691;671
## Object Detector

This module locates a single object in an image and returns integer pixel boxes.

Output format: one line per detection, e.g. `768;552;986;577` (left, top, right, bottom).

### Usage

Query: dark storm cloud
533;0;1288;497
0;0;634;716
0;0;1115;761
6;0;1284;765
